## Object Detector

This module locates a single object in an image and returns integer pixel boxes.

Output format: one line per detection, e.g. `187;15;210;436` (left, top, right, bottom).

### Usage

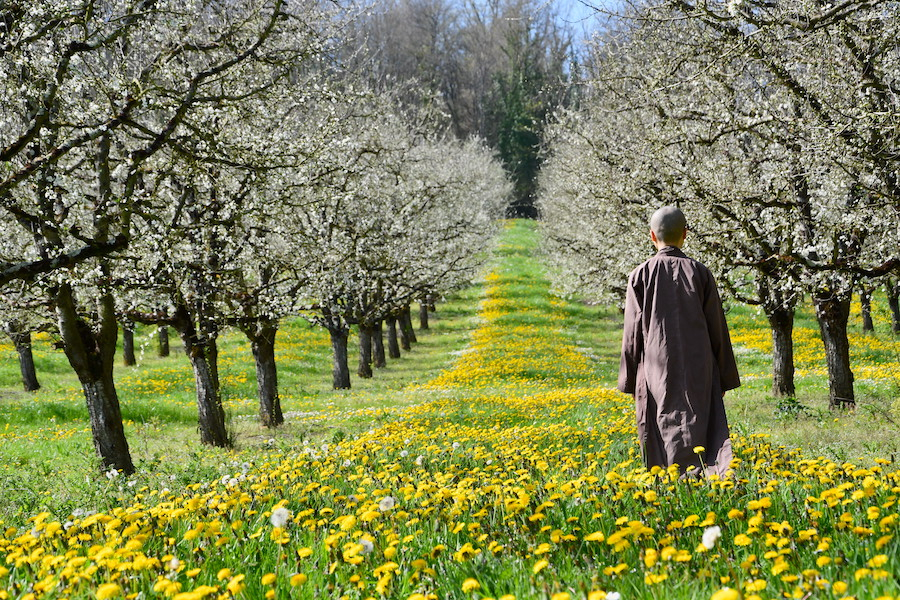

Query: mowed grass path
0;221;898;600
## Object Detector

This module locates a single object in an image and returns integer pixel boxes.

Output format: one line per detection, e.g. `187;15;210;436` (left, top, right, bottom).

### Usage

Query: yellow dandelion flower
226;575;245;596
533;559;549;574
290;574;307;586
710;588;739;600
461;578;480;593
867;555;888;568
96;584;122;599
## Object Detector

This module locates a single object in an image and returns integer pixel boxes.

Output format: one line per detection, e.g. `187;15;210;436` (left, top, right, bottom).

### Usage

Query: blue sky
548;0;619;44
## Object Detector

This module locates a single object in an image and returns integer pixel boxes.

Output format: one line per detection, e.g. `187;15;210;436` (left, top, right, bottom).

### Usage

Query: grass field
0;220;897;599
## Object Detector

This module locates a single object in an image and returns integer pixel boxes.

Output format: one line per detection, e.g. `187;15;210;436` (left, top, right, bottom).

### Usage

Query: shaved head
650;206;687;246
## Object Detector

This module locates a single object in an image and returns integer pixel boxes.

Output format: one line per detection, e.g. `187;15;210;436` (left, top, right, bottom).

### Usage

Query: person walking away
617;206;740;477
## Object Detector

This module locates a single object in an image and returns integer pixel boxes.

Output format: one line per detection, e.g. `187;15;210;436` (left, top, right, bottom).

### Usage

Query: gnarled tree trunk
56;283;134;474
4;322;40;392
158;325;170;357
398;310;412;352
886;278;900;334
122;321;136;366
419;301;429;330
244;319;283;428
766;305;795;398
329;325;351;389
859;286;874;332
372;320;386;368
357;325;374;378
174;304;230;447
814;293;855;409
401;305;417;344
386;316;401;359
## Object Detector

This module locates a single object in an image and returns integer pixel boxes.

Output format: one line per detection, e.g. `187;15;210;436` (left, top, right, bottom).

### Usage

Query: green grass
0;220;897;600
2;222;898;520
0;280;485;522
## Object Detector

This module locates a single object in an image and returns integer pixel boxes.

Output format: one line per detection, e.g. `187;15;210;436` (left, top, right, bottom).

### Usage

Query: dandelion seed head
702;525;722;549
270;506;291;527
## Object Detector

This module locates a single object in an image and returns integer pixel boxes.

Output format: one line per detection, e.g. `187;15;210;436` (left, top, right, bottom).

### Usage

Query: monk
617;206;740;477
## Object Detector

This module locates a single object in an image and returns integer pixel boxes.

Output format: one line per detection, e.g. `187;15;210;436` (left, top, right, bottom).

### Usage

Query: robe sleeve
703;271;741;392
617;269;643;395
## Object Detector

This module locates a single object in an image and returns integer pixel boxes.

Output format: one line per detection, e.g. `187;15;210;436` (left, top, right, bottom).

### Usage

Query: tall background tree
353;0;575;216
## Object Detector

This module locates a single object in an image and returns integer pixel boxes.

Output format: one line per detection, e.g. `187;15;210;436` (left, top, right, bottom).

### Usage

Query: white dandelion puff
702;525;722;550
270;506;291;528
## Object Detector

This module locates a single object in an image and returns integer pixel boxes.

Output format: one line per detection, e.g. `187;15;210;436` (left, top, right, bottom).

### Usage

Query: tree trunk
175;305;230;447
888;279;900;334
158;325;170;357
401;305;417;344
122;321;136;366
419;301;429;330
860;287;874;332
765;305;795;397
398;311;412;352
814;293;855;409
330;326;351;389
386;316;401;359
357;325;374;378
4;323;40;392
249;321;283;428
56;283;134;474
372;320;386;368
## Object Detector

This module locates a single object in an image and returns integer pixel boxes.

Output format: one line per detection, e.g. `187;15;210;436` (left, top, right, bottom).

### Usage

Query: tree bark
122;321;136;366
56;283;134;474
401;305;418;344
419;301;429;330
357;325;374;378
887;278;900;334
386;316;401;359
4;323;40;392
329;325;351;389
372;320;386;368
765;305;795;397
174;305;230;447
248;321;283;428
158;325;170;357
398;310;412;351
814;293;855;409
860;287;874;332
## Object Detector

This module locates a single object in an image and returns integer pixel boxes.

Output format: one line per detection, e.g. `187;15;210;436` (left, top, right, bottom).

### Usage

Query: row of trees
539;0;900;408
0;0;510;474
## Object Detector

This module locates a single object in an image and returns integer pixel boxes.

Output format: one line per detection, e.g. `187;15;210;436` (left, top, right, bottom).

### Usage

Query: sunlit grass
0;220;897;599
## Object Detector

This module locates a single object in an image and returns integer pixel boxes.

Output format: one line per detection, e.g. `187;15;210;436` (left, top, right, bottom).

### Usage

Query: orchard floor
0;220;898;599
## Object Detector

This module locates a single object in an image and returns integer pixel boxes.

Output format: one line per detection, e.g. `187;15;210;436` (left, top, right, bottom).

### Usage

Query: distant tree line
352;0;577;217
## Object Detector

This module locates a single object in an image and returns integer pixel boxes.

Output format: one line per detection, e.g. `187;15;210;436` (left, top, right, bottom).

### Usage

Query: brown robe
617;246;740;477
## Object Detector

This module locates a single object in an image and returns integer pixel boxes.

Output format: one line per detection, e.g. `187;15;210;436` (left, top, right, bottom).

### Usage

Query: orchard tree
271;92;509;389
0;0;340;472
539;2;899;405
